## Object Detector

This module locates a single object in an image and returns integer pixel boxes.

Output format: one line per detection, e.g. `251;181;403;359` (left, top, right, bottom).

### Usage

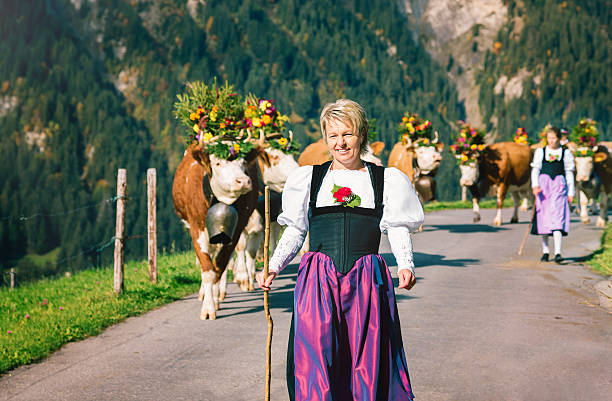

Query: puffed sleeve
276;165;312;235
380;168;424;275
564;148;575;197
269;165;312;274
380;167;424;234
531;148;544;188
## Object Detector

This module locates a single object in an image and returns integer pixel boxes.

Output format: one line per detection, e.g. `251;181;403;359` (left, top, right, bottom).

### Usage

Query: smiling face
324;119;363;168
546;130;560;149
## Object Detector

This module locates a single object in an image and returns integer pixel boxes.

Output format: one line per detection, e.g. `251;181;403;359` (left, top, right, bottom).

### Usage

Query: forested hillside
0;0;609;283
0;0;462;282
477;0;610;140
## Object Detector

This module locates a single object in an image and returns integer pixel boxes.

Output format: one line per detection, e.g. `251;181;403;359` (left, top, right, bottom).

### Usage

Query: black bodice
307;160;384;274
540;146;566;179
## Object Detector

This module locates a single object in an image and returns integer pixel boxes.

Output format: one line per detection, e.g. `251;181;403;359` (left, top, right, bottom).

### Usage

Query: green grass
22;248;61;266
0;252;201;374
423;198;514;213
587;223;612;277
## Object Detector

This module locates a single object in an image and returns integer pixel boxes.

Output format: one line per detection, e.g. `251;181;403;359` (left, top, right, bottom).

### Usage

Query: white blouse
530;147;575;197
269;165;425;275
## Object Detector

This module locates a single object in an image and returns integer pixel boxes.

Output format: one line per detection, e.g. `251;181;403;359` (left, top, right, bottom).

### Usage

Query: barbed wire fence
1;169;160;289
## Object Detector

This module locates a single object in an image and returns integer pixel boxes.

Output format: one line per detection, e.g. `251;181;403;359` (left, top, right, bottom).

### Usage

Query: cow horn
243;129;251;142
289;130;294;143
432;131;439;144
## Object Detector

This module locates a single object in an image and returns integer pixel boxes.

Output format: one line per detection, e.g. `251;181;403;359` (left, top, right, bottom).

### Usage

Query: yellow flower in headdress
262;115;272;125
193;124;199;133
253;117;262;128
409;116;415;123
259;100;271;111
220;123;226;129
470;144;477;150
202;132;213;142
407;123;415;133
478;144;485;151
233;143;241;152
423;138;430;145
210;112;217;122
278;138;288;147
461;154;469;162
190;112;198;121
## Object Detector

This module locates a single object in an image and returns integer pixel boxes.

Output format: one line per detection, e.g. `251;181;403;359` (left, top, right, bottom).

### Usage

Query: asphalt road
1;208;611;401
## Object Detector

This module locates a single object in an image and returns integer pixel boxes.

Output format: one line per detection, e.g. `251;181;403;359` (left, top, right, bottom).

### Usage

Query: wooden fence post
10;268;15;290
114;169;127;294
147;168;157;283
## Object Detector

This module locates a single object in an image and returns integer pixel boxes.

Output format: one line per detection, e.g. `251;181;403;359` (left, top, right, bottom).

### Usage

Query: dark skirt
286;252;414;401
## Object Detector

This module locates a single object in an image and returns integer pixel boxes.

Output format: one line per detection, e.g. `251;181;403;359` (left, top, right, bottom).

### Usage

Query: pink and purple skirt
287;251;414;401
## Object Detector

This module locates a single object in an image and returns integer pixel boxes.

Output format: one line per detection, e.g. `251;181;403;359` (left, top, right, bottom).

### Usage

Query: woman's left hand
398;269;416;291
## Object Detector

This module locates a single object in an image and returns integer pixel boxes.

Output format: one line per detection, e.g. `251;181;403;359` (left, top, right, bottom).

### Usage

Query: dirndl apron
531;147;570;236
286;161;414;401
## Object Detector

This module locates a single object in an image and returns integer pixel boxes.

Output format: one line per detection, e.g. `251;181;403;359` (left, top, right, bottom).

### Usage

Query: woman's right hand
256;271;277;291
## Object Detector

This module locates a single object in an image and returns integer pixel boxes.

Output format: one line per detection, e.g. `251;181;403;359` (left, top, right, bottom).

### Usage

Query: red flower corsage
331;185;361;208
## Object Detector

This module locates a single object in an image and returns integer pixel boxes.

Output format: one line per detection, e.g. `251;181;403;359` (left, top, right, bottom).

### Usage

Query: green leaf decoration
345;194;361;208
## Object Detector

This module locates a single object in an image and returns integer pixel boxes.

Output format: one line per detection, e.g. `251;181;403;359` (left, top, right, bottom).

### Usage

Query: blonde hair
320;99;369;156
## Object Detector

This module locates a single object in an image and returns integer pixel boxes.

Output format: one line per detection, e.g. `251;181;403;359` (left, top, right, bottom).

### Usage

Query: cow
458;142;532;226
231;145;300;291
172;143;267;320
387;134;444;203
574;142;612;228
298;139;385;166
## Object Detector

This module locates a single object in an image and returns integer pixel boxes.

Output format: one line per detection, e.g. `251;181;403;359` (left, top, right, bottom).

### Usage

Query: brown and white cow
172;143;266;320
231;146;300;291
297;139;385;166
574;142;612;227
458;142;532;226
387;134;444;203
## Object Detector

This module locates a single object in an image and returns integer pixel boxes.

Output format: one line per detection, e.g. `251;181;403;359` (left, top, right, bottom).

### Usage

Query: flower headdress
174;80;254;160
397;112;436;147
449;122;485;165
571;118;598;157
513;127;531;145
244;94;300;154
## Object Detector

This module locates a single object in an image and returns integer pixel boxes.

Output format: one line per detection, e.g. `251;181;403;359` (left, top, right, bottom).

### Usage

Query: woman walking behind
257;99;423;400
531;126;575;263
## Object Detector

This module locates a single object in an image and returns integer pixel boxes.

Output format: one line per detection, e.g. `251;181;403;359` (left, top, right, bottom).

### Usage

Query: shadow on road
381;252;479;269
422;223;508;234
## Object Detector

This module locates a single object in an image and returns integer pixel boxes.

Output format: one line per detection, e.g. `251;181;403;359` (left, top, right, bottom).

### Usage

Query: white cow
229;147;300;291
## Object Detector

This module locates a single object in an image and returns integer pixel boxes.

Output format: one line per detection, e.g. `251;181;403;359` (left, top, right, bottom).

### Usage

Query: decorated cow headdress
397;112;439;148
571;118;599;158
449;122;486;165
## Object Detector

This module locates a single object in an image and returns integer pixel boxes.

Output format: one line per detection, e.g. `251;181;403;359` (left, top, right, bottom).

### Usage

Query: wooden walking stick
518;202;537;255
263;186;273;401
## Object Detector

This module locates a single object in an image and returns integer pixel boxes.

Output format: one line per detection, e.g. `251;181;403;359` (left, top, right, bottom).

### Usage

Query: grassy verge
587;223;612;277
423;198;514;213
0;252;200;374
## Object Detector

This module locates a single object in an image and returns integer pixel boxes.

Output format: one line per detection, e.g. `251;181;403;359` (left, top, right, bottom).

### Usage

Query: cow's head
361;141;385;166
459;161;480;187
208;154;253;204
575;156;594;182
190;144;255;205
260;147;299;192
415;143;444;175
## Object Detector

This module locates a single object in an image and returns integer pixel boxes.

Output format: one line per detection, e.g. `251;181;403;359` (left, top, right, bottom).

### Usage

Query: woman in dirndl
256;99;423;401
531;126;575;263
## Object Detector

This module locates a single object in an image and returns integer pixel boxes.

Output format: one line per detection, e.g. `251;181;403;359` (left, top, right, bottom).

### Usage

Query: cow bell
205;202;238;244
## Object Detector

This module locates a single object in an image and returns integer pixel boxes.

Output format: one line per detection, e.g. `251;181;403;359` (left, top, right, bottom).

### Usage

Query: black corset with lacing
307;160;384;274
